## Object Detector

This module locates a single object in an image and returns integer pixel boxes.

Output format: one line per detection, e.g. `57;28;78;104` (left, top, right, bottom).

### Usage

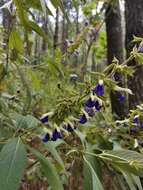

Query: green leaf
0;138;27;190
45;140;65;170
132;175;143;190
14;114;40;129
83;143;102;190
101;150;143;175
28;21;48;41
122;172;137;190
72;0;78;10
29;147;64;190
83;156;104;190
9;30;24;53
24;0;53;15
112;165;143;190
14;0;29;28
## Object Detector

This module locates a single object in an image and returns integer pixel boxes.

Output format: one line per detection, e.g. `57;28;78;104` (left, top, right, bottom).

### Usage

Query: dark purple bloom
138;139;143;145
42;133;50;143
51;129;62;141
85;107;95;117
114;74;121;81
79;114;87;124
70;74;78;81
85;98;96;108
133;116;139;125
130;127;138;134
138;47;143;53
119;94;126;103
93;84;104;96
66;124;75;132
95;101;102;111
40;115;48;124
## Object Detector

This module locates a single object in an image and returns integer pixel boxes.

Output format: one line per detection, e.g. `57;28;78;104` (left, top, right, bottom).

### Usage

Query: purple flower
42;133;50;143
93;84;104;96
133;116;139;125
70;74;78;81
95;101;102;111
138;139;143;145
130;127;138;134
51;129;62;141
85;98;96;108
119;94;126;103
79;114;87;124
138;47;143;53
85;107;95;117
40;115;48;124
66;124;75;132
114;74;121;81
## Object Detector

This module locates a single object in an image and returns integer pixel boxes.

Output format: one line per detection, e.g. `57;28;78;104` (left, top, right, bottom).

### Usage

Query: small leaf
28;21;48;41
14;114;40;129
9;30;24;53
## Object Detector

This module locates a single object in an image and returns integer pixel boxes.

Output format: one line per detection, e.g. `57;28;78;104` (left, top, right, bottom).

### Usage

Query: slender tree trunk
61;15;68;53
105;1;125;118
1;0;14;77
125;0;143;109
42;14;48;52
61;0;69;54
34;13;41;64
53;8;59;49
76;2;79;35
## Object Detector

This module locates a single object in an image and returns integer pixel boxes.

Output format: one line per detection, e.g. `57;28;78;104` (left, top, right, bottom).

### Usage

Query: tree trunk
105;1;125;118
1;0;14;77
2;0;13;49
42;14;48;52
53;8;59;49
125;0;143;109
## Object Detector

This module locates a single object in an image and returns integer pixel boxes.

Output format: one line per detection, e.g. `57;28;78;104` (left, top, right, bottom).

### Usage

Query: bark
125;0;143;109
42;14;48;52
2;0;13;49
105;1;125;118
53;8;59;49
61;15;68;53
61;0;69;53
1;0;14;76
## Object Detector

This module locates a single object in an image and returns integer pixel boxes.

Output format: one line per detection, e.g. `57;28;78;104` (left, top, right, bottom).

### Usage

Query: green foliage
0;138;27;190
9;30;24;53
1;0;143;189
29;146;64;190
84;156;104;190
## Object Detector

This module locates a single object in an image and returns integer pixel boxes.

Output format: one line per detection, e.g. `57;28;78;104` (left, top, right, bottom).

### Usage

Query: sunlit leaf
9;30;24;53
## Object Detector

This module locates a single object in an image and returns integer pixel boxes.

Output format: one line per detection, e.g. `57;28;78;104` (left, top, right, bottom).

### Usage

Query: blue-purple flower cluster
40;81;130;142
79;81;104;124
40;81;105;142
118;94;126;104
130;115;143;134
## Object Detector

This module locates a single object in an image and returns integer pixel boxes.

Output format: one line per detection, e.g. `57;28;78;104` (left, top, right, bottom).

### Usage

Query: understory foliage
1;0;143;190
